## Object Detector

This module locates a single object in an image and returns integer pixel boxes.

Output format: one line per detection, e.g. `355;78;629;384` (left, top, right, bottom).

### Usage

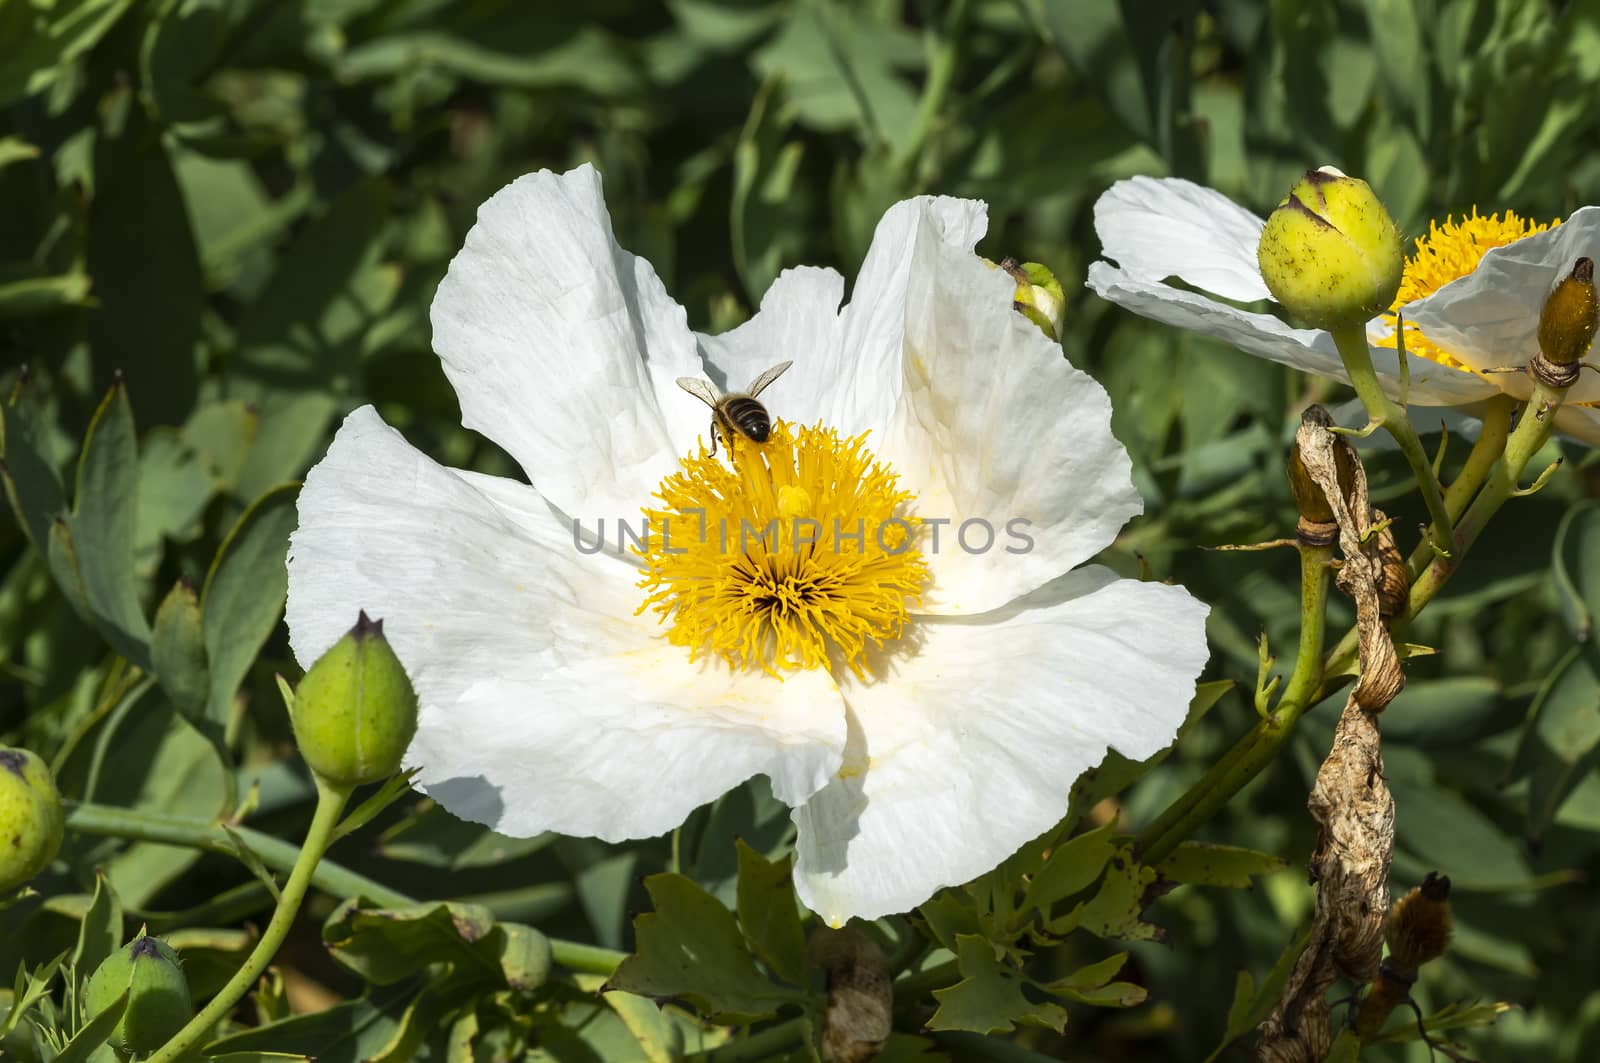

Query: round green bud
1256;166;1403;331
84;936;194;1054
997;258;1066;341
291;612;419;787
0;745;64;892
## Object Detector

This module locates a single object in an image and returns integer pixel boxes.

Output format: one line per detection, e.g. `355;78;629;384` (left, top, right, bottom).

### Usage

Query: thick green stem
1330;324;1455;555
146;777;352;1063
1135;542;1334;864
64;799;627;975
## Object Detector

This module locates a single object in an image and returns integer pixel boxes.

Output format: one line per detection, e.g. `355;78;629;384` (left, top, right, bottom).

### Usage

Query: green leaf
202;984;412;1062
0;0;138;109
1203;921;1311;1063
1367;999;1516;1044
378;802;556;871
1155;842;1289;889
1021;823;1118;916
136;429;214;573
0;384;67;552
62;382;153;667
926;935;1067;1035
1038;953;1146;1008
731;76;810;304
0;951;68;1038
602;990;684;1063
1075;845;1164;943
87;104;203;427
0;273;93;319
604;873;800;1023
322;900;510;988
71;874;122;980
0;136;39;168
734;840;806;986
54;989;127;1063
1513;644;1600;844
151;578;210;726
201;484;299;739
1552;501;1600;642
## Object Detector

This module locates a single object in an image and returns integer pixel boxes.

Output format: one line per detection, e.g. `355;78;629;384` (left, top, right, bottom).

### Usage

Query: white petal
287;406;847;842
889;236;1143;611
1402;207;1600;404
695;266;854;430
430;164;705;526
1093;176;1272;303
1087;263;1498;407
792;569;1211;925
1553;404;1600;446
833;196;989;433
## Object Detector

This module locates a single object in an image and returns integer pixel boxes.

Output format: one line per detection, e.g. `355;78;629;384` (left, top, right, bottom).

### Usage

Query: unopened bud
997;258;1066;341
0;746;64;892
84;936;194;1054
290;612;419;787
1537;257;1598;366
1385;871;1452;972
1257;167;1403;331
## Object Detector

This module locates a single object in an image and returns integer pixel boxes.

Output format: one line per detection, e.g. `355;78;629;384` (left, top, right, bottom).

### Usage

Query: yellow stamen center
1378;208;1558;368
636;421;928;678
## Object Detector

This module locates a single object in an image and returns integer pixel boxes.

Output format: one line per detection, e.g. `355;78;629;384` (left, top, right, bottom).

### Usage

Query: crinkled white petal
694;266;856;431
792;567;1211;925
1403;206;1600;403
430;164;705;526
1087;263;1498;407
286;406;847;841
1094;176;1272;303
857;200;1140;615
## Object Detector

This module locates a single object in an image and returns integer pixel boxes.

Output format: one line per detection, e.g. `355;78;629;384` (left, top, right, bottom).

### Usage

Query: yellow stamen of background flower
1378;208;1558;368
637;421;927;678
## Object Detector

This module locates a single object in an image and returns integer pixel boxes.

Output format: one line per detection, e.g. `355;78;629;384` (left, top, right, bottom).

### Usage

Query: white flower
285;165;1210;925
1086;176;1600;444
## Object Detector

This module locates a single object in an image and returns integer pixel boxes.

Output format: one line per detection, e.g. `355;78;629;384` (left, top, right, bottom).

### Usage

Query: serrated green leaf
1076;845;1164;943
1155;842;1288;889
734;840;806;986
604;873;799;1023
1021;823;1118;916
322;900;508;987
926;935;1067;1035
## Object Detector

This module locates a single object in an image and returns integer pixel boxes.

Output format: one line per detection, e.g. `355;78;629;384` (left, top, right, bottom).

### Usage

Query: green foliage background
4;0;1600;1060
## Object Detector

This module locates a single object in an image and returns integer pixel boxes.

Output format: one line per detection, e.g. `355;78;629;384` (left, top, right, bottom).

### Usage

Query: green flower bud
997;258;1066;340
1537;257;1598;366
1257;166;1403;331
84;936;194;1054
0;745;64;892
290;612;419;787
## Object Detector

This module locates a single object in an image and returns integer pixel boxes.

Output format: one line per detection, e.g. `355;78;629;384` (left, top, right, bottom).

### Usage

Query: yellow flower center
636;421;928;678
1378;208;1558;368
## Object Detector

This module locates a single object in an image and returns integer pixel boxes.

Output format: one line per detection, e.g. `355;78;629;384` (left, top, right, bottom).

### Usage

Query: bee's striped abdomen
722;396;772;442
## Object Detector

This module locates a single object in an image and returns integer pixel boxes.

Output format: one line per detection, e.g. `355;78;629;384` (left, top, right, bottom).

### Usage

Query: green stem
65;799;412;909
1323;381;1565;684
897;0;972;170
1330;325;1455;555
693;1016;813;1062
1135;542;1334;864
1400;393;1515;579
64;800;627;975
893;957;959;999
145;777;352;1063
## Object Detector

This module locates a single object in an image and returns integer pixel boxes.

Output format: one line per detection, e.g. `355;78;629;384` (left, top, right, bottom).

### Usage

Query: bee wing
675;376;723;409
744;359;793;398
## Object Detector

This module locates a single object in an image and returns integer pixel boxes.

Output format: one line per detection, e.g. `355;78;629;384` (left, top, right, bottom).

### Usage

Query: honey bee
675;360;793;456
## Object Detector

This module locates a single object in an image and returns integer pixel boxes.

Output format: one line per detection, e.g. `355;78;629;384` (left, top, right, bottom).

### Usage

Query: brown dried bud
1369;510;1410;619
1288;436;1356;545
807;928;891;1063
1385;871;1452;972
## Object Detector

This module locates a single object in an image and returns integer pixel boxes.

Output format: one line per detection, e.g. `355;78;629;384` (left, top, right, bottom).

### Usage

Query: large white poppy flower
285;165;1210;925
1087;176;1600;444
